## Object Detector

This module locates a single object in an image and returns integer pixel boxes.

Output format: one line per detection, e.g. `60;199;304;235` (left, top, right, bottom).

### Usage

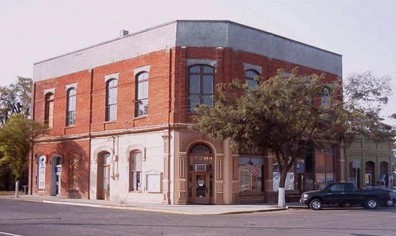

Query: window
44;92;54;128
321;87;331;108
245;69;259;88
135;72;149;117
129;150;143;191
188;65;214;112
105;79;118;121
239;157;263;193
66;88;76;126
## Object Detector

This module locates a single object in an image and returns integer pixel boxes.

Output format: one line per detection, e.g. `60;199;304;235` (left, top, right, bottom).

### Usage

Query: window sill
104;120;116;124
134;115;148;120
129;190;143;193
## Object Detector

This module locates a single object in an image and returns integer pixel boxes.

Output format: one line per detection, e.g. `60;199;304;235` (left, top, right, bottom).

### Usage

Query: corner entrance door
192;173;212;204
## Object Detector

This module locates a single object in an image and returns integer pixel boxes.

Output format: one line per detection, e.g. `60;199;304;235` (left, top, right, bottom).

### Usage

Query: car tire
309;199;322;210
365;198;378;209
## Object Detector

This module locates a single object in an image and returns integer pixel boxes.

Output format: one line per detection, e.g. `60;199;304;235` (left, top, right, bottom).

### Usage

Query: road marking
0;232;23;236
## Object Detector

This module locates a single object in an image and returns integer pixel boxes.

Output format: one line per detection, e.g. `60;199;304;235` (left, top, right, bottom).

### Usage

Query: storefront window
238;156;263;193
272;163;295;191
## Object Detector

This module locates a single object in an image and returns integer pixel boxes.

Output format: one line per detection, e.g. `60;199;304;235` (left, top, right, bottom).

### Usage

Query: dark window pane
245;70;259;89
245;70;258;78
247;79;258;88
203;75;213;93
188;94;200;112
190;66;200;73
203;66;214;74
202;95;213;106
189;75;200;93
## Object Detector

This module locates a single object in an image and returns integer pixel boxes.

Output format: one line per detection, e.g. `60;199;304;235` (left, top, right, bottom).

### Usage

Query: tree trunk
277;169;288;207
14;180;19;198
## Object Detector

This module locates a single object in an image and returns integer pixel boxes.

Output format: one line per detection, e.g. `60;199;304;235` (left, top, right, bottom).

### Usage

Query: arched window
188;65;214;112
105;79;118;121
44;92;54;128
135;72;149;117
365;161;375;186
129;150;143;191
66;88;76;126
245;69;259;88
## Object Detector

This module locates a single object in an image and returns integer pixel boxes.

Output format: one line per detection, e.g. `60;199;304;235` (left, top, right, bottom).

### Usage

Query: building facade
30;20;343;204
345;137;393;189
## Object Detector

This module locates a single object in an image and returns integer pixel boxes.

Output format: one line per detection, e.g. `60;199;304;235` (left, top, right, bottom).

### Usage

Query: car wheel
365;198;378;209
309;199;322;210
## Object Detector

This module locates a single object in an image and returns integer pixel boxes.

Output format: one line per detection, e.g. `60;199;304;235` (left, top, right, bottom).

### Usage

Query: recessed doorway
188;144;214;204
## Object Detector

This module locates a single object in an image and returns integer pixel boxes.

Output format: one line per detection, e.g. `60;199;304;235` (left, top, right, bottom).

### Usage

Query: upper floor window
135;72;149;117
66;88;76;126
321;87;331;108
188;65;214;112
105;79;118;121
245;69;259;88
44;92;54;128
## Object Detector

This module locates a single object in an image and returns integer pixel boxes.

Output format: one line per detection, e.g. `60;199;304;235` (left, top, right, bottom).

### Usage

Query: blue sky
0;0;395;125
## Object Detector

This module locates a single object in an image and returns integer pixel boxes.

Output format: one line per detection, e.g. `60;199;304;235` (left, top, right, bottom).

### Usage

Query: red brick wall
171;46;340;123
34;46;339;134
32;139;90;198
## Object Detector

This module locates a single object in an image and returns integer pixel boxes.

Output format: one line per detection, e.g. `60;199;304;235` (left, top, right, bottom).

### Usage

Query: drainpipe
87;68;94;199
29;82;37;195
166;48;173;205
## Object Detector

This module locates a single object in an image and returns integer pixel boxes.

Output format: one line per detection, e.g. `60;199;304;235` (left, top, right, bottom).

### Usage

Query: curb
40;200;289;215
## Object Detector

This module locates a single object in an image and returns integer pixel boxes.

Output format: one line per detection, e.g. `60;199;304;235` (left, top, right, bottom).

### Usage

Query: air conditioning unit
195;164;206;171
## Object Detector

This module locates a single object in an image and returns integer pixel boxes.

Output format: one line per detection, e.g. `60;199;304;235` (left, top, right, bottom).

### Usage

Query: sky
0;0;395;125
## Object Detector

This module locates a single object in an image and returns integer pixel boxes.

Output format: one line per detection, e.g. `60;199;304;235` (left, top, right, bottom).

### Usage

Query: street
0;199;395;236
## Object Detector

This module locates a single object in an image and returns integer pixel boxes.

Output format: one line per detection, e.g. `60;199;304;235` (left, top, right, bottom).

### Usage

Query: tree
0;114;45;197
0;77;33;192
192;69;395;207
0;76;32;124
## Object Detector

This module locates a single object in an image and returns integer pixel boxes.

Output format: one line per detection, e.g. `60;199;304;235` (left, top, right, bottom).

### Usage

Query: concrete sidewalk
0;194;306;215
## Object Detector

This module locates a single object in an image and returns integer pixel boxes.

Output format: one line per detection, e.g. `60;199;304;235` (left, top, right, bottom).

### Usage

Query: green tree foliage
0;76;32;124
0;77;33;192
0;114;45;195
192;69;395;206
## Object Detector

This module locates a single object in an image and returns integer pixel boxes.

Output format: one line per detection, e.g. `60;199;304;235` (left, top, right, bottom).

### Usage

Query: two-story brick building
30;20;343;204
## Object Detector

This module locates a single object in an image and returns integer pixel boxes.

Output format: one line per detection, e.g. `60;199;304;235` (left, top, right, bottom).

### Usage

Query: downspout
167;48;173;204
29;82;37;195
87;68;94;199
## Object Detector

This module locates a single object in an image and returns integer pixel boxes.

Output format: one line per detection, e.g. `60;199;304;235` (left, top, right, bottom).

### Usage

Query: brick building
30;20;343;204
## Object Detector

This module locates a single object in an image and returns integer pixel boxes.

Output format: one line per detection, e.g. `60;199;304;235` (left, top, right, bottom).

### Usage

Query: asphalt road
0;199;395;236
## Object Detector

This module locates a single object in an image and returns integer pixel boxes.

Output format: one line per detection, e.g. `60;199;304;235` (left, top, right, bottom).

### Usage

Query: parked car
300;182;394;210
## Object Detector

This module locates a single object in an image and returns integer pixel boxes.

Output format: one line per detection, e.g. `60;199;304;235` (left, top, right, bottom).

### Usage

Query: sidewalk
0;194;306;215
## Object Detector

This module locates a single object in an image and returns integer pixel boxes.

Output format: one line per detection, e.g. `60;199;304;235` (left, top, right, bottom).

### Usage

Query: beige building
345;136;393;188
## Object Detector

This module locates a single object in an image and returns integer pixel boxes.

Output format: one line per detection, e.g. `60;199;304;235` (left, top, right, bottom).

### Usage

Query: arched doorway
51;156;61;196
188;143;214;204
97;151;111;200
365;161;375;186
379;161;389;186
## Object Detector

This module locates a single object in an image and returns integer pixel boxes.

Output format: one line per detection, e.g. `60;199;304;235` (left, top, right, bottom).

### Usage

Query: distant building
30;20;342;204
344;136;393;188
